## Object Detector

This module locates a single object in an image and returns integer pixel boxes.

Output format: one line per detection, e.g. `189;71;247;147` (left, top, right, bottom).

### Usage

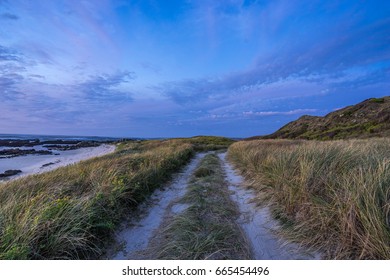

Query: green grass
371;98;385;103
299;123;374;140
155;153;250;260
173;136;235;151
0;140;194;259
228;138;390;259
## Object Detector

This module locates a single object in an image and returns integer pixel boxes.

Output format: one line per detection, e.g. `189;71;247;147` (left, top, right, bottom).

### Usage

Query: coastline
0;144;116;182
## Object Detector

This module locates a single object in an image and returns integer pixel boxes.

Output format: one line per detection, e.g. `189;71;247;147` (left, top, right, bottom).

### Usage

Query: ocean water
0;133;121;142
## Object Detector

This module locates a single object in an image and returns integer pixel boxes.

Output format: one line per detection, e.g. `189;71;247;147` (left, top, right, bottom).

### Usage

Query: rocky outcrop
0;139;103;149
43;141;100;151
0;149;53;158
0;139;40;147
0;169;22;178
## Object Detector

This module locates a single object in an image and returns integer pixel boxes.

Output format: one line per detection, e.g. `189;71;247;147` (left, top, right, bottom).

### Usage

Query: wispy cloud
0;67;136;135
0;73;24;100
0;0;389;137
75;71;135;102
0;45;24;62
243;109;318;117
139;61;162;74
164;15;390;102
0;12;18;20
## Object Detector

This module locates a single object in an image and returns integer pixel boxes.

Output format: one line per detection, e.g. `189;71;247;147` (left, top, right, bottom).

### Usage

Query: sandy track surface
107;151;320;260
109;153;208;260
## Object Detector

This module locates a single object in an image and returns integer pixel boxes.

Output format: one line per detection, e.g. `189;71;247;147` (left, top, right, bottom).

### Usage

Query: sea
0;133;121;142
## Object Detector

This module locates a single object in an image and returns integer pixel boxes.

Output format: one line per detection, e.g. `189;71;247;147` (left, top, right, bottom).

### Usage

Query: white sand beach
0;144;116;182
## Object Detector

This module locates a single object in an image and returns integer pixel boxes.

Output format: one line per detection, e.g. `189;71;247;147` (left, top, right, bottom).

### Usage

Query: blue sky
0;0;389;138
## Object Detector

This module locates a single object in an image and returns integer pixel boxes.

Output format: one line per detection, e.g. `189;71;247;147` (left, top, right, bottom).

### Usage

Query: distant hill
254;97;390;140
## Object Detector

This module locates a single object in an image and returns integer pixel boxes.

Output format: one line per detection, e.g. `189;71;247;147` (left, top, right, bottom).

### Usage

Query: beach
0;144;116;182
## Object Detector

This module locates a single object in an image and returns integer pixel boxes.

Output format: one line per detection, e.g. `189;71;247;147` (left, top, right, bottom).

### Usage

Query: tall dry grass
0;140;193;259
228;138;390;259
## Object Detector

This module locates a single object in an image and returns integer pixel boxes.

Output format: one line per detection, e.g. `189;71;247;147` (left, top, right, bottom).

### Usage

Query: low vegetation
0;140;195;259
228;138;390;259
174;136;235;151
155;153;250;259
254;96;390;140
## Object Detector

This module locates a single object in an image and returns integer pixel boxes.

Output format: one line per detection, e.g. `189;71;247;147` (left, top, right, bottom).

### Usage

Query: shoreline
0;144;116;182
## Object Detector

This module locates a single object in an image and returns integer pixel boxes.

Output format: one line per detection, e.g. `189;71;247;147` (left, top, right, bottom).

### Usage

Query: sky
0;0;389;138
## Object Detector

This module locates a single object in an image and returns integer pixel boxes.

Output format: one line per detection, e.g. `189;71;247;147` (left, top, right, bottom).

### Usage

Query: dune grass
155;153;250;260
228;138;390;259
0;140;194;259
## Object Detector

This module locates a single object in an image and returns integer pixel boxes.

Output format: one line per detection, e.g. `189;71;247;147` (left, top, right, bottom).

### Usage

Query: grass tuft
193;167;214;178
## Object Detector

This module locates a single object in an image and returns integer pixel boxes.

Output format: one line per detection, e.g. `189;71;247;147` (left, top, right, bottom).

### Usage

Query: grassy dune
228;138;390;259
0;140;194;259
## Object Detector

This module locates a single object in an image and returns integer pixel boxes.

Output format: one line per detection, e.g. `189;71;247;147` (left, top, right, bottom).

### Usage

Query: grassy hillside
228;139;390;259
255;96;390;140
